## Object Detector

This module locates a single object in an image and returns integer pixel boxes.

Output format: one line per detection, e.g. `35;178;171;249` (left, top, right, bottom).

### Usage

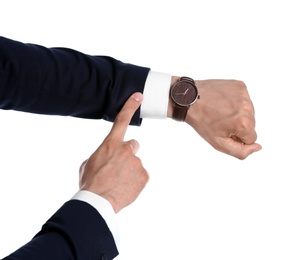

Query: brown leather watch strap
172;104;189;121
180;76;194;84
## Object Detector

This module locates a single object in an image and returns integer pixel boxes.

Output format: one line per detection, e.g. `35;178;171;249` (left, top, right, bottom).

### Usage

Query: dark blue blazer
3;201;118;260
0;36;151;260
0;36;150;124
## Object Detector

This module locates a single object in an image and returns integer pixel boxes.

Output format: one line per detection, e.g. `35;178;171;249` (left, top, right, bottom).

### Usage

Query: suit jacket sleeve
3;200;119;260
0;36;150;125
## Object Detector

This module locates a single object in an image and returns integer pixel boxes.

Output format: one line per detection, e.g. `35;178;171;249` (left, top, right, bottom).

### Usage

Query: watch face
171;81;198;106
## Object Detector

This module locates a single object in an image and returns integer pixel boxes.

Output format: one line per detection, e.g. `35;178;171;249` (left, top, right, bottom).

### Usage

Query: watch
170;76;199;121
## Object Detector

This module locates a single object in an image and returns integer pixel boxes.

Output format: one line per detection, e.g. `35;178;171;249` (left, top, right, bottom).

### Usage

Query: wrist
168;76;199;121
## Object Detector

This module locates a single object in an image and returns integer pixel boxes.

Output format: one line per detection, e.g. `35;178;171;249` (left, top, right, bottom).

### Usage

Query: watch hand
175;89;189;95
183;88;189;95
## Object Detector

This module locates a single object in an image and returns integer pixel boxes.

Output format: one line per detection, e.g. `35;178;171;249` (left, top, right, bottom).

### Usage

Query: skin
168;77;262;159
79;92;149;213
78;78;261;213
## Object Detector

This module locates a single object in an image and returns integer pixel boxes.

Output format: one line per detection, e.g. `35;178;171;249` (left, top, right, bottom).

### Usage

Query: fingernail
134;92;143;102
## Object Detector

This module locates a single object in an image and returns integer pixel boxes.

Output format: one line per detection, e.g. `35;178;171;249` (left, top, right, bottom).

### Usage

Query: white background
1;0;302;259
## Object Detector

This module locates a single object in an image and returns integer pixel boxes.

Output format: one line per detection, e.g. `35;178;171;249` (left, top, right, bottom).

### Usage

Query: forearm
3;200;119;260
0;36;150;125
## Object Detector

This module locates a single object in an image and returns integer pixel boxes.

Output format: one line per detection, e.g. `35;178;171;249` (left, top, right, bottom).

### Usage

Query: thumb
109;92;143;140
224;138;262;159
126;139;140;154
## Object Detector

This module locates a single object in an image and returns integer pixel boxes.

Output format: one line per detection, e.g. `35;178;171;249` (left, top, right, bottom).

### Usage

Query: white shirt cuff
71;190;120;248
140;71;171;119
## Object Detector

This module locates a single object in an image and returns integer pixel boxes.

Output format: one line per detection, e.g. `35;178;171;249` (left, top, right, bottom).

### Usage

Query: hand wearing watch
170;77;199;121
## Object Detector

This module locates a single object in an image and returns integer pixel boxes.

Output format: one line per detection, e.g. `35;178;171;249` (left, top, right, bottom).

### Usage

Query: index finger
108;92;143;140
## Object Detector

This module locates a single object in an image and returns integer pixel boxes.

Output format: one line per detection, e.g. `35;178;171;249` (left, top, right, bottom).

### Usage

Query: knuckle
238;117;257;141
143;170;150;183
237;97;253;115
100;138;116;155
138;170;150;189
133;158;149;182
103;135;117;148
239;115;254;130
134;156;144;168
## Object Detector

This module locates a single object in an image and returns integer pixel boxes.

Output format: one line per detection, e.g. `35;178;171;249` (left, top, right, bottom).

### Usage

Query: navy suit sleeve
3;200;119;260
0;36;150;125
